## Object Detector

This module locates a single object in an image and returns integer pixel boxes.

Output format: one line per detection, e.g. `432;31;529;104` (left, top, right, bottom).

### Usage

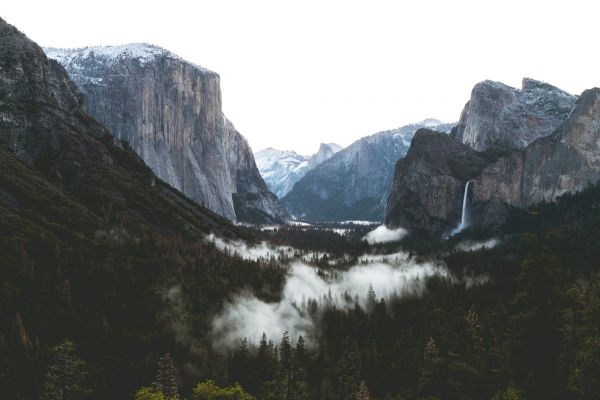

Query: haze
5;0;600;154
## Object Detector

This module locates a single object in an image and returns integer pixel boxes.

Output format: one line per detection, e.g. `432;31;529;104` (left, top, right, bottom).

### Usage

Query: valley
1;7;600;400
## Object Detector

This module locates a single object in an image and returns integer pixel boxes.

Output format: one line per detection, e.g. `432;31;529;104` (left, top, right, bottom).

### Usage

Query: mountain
453;78;576;151
255;143;341;198
386;79;600;235
307;142;343;169
44;44;287;224
0;17;288;398
281;120;454;221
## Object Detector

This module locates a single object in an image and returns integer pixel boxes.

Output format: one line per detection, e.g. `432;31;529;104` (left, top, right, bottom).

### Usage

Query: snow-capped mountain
255;143;342;198
281;120;454;221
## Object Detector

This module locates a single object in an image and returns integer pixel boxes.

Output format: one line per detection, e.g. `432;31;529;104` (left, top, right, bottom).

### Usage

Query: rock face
0;17;238;237
386;79;600;235
307;143;343;170
255;143;342;198
45;45;287;223
453;78;576;151
282;120;454;221
385;130;494;234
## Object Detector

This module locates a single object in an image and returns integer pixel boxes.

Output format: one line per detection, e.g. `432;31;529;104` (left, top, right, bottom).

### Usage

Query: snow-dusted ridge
44;43;215;74
255;143;342;198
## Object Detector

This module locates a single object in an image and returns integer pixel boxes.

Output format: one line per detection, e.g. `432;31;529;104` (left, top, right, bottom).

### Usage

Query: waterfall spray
451;181;471;236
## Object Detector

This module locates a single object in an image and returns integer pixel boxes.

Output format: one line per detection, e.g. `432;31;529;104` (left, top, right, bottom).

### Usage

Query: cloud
363;225;408;244
212;254;449;350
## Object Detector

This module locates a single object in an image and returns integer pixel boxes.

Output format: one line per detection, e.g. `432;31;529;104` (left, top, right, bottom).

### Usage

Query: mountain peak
455;78;577;151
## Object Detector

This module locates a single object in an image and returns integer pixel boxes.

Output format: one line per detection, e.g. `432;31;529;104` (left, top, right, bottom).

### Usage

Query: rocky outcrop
45;45;287;223
473;88;600;207
453;78;576;151
307;143;342;170
283;120;454;221
0;17;240;237
255;143;342;198
385;130;499;233
386;80;600;235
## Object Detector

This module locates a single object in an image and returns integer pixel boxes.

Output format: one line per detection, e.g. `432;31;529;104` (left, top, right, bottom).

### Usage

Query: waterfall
451;181;471;236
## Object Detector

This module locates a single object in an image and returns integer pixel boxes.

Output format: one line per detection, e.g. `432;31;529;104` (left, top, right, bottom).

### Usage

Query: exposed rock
385;129;491;233
0;17;241;237
386;80;600;235
307;143;342;170
454;78;576;151
45;45;287;223
255;143;342;198
283;120;454;221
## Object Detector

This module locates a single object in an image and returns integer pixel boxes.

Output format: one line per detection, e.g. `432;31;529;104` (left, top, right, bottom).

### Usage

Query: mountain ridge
255;142;342;198
282;120;454;221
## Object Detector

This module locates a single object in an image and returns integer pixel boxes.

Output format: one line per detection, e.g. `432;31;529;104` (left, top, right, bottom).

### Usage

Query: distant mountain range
45;44;287;223
255;143;342;198
281;119;454;221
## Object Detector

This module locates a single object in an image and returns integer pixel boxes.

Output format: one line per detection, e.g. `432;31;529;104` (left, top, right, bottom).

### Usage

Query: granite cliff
386;79;600;235
453;78;576;151
45;45;287;223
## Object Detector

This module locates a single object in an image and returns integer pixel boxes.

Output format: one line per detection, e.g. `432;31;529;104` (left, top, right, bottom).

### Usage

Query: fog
456;238;499;252
212;254;449;350
363;225;408;244
207;233;296;261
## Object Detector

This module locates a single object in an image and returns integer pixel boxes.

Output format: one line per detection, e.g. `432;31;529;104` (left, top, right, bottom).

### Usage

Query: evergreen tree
152;353;179;400
335;339;361;400
355;380;370;400
280;331;293;399
40;341;90;400
508;246;563;399
366;284;377;312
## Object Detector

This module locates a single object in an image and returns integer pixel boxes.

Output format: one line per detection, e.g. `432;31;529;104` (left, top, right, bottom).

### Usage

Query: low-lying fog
208;225;490;350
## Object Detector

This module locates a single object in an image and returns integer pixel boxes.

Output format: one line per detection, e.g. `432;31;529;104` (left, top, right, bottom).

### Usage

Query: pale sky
4;0;600;154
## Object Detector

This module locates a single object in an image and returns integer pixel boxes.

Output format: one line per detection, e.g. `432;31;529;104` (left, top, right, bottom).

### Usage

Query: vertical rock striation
45;45;287;223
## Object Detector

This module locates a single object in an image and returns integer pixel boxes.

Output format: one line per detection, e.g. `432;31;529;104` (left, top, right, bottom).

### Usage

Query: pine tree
336;339;361;400
40;341;90;400
295;335;306;365
152;353;179;400
366;284;377;312
355;380;370;400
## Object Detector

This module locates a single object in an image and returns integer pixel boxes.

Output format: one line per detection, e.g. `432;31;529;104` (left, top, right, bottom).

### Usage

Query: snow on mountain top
44;43;214;73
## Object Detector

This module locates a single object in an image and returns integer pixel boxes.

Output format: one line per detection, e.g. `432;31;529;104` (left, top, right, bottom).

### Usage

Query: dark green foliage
40;341;90;400
191;380;254;400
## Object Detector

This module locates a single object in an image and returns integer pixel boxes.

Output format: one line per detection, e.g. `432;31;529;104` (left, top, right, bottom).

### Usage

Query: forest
3;133;600;400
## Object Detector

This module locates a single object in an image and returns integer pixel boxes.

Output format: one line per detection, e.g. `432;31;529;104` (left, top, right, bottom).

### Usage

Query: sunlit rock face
45;45;287;223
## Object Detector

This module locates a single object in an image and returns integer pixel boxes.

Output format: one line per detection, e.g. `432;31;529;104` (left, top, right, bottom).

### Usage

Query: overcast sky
4;1;600;154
